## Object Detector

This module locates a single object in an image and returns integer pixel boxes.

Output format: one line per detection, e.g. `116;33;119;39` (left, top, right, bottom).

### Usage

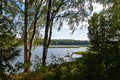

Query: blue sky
41;3;103;40
41;27;89;40
51;27;88;40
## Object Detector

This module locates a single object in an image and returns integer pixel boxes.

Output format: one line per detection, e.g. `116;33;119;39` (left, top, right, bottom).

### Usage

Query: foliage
0;15;20;79
17;58;84;80
87;0;120;79
1;0;120;79
42;0;93;65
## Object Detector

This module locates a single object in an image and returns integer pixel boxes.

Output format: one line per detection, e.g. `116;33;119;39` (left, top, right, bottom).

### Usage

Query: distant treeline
50;39;89;45
16;38;89;45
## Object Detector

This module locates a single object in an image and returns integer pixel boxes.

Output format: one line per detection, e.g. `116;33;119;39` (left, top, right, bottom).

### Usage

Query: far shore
49;45;89;48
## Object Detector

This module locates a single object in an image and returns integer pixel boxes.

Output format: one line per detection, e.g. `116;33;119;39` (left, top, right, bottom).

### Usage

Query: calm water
17;46;87;64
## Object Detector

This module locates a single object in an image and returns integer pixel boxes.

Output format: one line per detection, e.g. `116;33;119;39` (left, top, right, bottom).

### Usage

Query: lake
17;46;87;64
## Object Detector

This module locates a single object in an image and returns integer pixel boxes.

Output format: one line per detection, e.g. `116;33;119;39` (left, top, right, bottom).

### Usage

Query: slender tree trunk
24;0;29;72
42;0;63;65
28;0;43;71
42;0;51;66
48;21;53;46
28;10;38;71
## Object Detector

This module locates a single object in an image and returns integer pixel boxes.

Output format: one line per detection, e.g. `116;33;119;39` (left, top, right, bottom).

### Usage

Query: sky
41;3;103;40
41;27;89;40
52;27;88;40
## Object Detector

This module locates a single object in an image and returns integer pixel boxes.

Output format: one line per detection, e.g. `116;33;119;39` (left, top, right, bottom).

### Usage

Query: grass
72;51;88;55
72;51;98;55
11;73;29;80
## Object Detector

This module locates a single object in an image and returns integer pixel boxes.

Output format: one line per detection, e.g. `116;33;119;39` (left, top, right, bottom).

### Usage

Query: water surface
17;46;87;64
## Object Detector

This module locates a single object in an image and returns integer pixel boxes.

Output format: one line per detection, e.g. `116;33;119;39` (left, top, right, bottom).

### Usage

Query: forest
50;39;89;45
0;0;120;80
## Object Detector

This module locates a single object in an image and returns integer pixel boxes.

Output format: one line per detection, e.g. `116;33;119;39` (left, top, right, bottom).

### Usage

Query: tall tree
42;0;52;66
23;0;29;72
87;0;120;79
42;0;93;65
6;0;45;72
12;0;46;72
0;1;20;78
28;0;45;71
7;0;46;72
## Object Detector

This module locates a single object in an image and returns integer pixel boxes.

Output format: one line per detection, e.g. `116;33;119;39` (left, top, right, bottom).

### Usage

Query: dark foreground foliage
12;51;120;80
0;15;20;80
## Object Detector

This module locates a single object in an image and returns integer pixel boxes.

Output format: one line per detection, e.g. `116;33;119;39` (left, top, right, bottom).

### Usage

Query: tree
0;0;31;72
28;0;45;71
9;0;45;72
0;0;29;72
87;0;120;79
42;0;93;65
0;13;20;80
23;0;46;72
23;0;29;72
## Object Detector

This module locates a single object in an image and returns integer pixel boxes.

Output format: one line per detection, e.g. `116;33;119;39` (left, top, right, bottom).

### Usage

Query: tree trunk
42;21;53;65
24;0;29;72
28;10;37;71
42;0;63;65
42;0;51;66
48;21;53;46
28;0;43;70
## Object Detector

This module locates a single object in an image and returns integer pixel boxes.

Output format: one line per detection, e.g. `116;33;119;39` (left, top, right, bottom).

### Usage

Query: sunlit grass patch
72;51;87;55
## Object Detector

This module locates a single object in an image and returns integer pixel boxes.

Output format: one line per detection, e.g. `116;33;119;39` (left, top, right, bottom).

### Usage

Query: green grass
73;51;98;55
72;51;88;55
